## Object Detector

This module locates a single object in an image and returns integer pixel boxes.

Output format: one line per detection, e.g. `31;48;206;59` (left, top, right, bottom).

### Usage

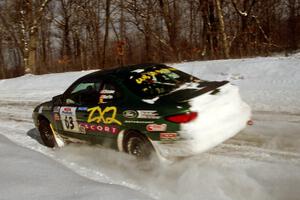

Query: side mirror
52;94;63;105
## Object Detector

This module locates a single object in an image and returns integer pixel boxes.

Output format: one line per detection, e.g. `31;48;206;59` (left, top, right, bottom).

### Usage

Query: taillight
165;112;198;123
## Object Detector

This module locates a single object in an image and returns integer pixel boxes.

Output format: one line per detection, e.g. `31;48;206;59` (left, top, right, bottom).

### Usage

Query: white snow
0;54;300;200
0;71;94;103
174;56;300;114
0;134;152;200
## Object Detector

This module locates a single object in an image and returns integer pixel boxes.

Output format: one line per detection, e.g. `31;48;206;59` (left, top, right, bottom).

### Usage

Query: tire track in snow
0;120;158;199
1;100;300;166
0;100;34;123
211;142;300;166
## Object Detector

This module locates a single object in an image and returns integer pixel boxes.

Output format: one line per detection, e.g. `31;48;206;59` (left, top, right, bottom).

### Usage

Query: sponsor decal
53;106;60;113
61;107;73;115
124;120;154;124
137;110;160;119
146;124;167;132
78;107;88;111
123;110;138;118
63;107;71;111
100;94;113;99
135;68;177;84
53;113;60;121
79;123;118;134
160;133;177;140
98;94;114;104
100;89;115;94
60;107;83;133
98;98;105;104
78;124;87;134
87;106;122;125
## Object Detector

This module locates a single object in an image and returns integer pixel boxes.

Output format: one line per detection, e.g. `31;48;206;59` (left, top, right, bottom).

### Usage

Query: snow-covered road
0;55;300;200
0;134;152;200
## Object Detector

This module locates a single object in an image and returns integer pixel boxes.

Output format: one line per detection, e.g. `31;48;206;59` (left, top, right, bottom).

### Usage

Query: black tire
125;132;154;160
38;119;56;148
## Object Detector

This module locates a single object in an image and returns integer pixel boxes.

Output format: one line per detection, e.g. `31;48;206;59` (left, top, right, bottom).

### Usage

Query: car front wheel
38;119;56;148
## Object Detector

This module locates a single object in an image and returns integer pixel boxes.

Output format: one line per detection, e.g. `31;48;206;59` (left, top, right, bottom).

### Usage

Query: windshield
124;65;201;99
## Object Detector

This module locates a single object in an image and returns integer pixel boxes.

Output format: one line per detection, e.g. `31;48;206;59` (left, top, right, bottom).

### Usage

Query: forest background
0;0;299;79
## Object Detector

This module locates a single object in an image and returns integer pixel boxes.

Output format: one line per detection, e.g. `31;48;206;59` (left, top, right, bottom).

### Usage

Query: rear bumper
152;84;251;159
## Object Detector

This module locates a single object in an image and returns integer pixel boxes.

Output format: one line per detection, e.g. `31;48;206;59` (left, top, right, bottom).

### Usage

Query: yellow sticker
135;68;177;84
87;106;122;125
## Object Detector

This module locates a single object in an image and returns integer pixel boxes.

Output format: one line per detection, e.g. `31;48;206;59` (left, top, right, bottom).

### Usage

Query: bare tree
286;0;299;52
20;0;53;74
124;0;159;62
201;0;219;59
0;33;5;79
102;0;111;67
215;0;230;58
159;0;181;61
0;0;299;79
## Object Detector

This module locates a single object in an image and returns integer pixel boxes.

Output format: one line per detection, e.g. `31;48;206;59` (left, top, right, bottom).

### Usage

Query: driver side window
65;80;102;106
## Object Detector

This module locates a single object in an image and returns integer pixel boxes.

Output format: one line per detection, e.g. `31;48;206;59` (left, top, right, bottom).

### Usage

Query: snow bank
0;134;152;200
1;55;299;114
174;56;300;114
0;71;93;102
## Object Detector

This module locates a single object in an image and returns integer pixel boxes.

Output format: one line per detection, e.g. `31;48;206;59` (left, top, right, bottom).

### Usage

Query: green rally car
33;63;251;160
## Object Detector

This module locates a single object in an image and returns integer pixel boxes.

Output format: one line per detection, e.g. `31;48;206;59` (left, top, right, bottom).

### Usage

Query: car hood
157;80;229;103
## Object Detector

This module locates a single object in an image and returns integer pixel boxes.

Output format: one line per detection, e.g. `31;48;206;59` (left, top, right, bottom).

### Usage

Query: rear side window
124;66;199;99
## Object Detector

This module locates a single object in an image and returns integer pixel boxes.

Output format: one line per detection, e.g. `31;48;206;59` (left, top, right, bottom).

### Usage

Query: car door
82;79;125;147
56;78;102;142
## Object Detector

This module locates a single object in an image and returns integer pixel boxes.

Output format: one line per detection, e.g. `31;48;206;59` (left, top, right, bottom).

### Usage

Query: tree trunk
201;1;218;59
189;0;194;46
21;0;52;74
27;35;37;74
159;0;180;61
0;36;5;79
119;0;125;66
102;0;111;68
287;0;297;51
144;0;152;62
215;0;230;58
94;22;101;68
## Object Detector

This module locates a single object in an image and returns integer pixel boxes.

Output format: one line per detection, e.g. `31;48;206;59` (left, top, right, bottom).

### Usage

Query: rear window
124;65;200;99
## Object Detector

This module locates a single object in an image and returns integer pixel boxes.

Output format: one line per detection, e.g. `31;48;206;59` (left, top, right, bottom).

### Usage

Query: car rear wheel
38;119;56;148
125;132;153;160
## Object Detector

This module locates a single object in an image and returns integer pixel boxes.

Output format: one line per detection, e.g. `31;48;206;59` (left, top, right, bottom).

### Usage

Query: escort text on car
33;64;251;160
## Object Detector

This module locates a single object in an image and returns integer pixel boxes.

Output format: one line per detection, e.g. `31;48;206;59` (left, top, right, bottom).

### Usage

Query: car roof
79;63;168;81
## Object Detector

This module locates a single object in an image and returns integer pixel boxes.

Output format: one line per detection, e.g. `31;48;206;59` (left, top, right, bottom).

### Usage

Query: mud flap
50;124;65;147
